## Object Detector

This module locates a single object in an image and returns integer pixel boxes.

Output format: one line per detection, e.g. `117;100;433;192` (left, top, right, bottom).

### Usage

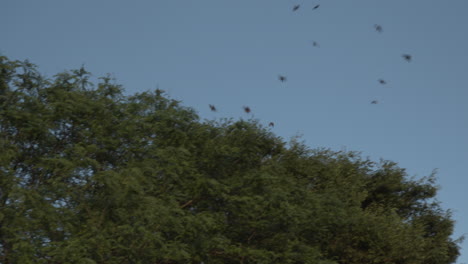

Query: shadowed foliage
0;56;462;264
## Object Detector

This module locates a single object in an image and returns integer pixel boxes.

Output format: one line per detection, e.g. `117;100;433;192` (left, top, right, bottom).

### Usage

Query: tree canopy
0;56;463;263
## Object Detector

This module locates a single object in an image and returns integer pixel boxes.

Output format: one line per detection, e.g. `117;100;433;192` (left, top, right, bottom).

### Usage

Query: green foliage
0;56;463;263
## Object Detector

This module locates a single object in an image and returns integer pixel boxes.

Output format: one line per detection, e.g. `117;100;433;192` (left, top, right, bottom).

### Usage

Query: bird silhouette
243;106;251;113
293;5;300;11
371;100;378;104
312;41;319;47
378;79;386;85
278;75;287;82
269;122;275;127
313;4;320;10
374;24;383;33
209;104;217;112
402;54;412;62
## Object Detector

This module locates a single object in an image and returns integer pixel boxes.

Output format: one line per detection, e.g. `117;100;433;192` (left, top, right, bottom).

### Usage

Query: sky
2;0;467;262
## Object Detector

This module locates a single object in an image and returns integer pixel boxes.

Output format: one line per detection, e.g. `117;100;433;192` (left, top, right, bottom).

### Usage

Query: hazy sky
2;0;467;262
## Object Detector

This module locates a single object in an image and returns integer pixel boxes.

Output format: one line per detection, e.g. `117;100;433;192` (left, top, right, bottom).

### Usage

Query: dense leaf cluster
0;56;462;263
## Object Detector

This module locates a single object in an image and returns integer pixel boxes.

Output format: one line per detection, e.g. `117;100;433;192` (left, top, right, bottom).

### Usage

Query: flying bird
243;106;251;113
278;75;287;82
209;104;217;112
269;122;275;127
371;100;378;104
313;4;320;10
402;54;412;62
374;24;383;33
378;79;386;85
312;41;319;47
293;5;300;11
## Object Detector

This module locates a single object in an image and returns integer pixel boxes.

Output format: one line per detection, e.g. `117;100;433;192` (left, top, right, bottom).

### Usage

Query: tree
0;56;463;263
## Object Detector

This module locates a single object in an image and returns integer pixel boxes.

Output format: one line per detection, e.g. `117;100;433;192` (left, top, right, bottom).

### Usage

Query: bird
312;41;319;47
278;75;287;82
374;24;383;33
378;79;386;85
269;122;275;127
402;54;412;62
371;100;378;104
292;5;300;11
243;106;251;113
313;4;320;10
209;104;217;112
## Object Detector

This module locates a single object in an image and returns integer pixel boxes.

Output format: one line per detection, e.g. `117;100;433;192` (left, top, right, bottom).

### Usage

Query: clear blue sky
2;0;467;262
